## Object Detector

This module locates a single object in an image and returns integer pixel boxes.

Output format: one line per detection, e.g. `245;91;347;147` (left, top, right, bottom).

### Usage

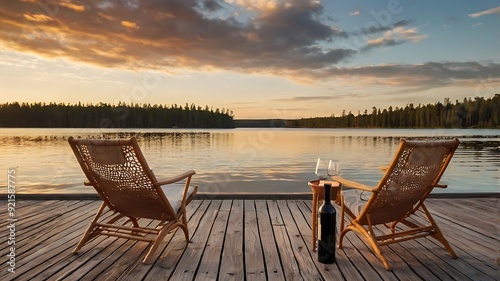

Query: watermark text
6;168;17;274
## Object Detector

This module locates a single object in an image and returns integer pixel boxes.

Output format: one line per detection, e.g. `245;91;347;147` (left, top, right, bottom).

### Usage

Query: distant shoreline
1;95;499;129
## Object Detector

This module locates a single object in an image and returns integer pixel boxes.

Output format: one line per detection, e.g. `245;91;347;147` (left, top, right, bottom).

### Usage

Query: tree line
0;102;235;128
287;95;500;128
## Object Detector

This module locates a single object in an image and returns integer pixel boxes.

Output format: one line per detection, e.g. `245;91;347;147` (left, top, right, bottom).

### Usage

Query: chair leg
142;221;184;264
421;204;458;259
312;193;318;251
353;223;392;270
340;221;392;270
129;217;140;228
72;222;96;254
181;213;190;242
338;225;349;249
72;202;107;254
178;206;190;242
338;193;346;248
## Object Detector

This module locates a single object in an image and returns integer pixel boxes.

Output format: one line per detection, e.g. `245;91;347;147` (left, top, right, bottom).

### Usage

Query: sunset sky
1;0;499;119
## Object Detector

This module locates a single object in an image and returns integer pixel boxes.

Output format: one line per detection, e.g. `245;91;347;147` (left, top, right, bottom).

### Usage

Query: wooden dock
1;197;498;280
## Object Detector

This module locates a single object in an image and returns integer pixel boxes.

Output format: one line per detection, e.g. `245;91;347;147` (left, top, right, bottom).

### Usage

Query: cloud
121;20;139;29
391;26;428;42
59;1;85;12
229;0;283;11
272;61;500;100
202;0;223;12
468;6;500;18
349;10;360;16
317;62;500;90
360;26;427;52
0;0;497;94
273;92;360;102
361;38;404;52
0;0;353;73
23;13;53;22
358;20;411;35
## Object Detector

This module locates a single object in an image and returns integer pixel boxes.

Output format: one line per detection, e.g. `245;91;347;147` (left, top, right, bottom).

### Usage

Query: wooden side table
308;179;340;251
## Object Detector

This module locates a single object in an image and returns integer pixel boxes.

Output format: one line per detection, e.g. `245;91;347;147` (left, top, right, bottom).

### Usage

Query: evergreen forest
288;95;500;129
0;95;498;129
0;102;235;128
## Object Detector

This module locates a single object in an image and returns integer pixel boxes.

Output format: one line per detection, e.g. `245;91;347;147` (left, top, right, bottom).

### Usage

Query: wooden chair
334;138;460;270
68;137;198;264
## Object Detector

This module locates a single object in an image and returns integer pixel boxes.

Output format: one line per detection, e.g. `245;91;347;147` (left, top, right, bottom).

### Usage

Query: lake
1;128;499;194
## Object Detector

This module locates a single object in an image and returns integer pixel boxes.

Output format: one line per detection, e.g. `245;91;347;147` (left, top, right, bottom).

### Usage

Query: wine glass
328;160;341;179
315;158;329;180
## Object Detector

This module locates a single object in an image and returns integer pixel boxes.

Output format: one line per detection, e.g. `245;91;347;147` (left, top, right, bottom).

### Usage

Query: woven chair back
363;139;459;225
68;137;175;221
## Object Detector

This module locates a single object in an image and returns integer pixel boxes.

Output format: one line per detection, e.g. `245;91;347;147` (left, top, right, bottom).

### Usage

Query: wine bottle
318;183;336;264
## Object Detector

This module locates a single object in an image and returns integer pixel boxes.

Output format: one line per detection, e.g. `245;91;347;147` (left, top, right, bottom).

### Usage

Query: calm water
1;128;499;194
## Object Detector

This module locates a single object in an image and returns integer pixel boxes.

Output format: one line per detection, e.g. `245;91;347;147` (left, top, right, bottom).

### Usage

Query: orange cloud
0;0;350;74
98;12;115;21
0;0;498;91
23;13;53;22
121;20;139;29
60;1;85;12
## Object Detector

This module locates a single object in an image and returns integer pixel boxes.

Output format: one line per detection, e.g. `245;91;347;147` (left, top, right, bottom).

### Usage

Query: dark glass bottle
318;183;336;264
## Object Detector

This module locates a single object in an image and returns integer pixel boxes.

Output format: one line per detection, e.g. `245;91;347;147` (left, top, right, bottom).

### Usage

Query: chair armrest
84;181;92;186
434;184;448;188
156;170;196;186
332;176;375;192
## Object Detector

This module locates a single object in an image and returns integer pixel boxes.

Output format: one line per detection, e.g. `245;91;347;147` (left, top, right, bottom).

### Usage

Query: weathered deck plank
243;200;266;281
278;200;322;281
0;201;99;280
168;200;223;281
195;200;229;280
1;198;498;281
291;201;348;281
255;200;285;280
219;200;244;280
143;199;212;280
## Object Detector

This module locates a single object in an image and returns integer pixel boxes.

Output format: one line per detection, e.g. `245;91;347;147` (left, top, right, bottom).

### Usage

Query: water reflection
0;128;498;194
